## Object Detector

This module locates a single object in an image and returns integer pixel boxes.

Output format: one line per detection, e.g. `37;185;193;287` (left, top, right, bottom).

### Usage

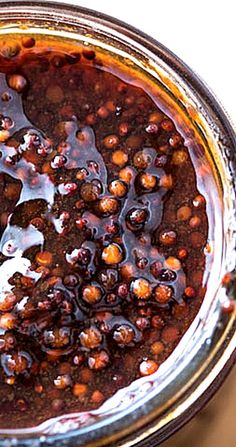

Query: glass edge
0;2;235;446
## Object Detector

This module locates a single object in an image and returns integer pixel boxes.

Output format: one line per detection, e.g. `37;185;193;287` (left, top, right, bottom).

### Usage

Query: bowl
0;2;235;446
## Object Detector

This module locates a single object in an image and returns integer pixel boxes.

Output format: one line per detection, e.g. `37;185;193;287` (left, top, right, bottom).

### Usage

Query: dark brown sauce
0;36;208;428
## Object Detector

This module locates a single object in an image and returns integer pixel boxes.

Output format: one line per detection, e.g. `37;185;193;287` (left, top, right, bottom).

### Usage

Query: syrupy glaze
0;36;208;428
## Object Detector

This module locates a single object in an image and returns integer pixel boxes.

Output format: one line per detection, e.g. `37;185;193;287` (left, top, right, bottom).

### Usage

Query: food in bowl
0;34;209;428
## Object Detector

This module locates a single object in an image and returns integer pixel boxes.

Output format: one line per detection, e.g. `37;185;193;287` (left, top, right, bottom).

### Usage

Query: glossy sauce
0;36;208;427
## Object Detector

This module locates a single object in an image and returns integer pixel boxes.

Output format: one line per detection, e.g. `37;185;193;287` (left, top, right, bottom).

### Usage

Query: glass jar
0;2;235;446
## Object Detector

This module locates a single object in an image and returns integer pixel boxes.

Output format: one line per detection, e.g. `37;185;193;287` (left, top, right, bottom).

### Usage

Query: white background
53;0;236;125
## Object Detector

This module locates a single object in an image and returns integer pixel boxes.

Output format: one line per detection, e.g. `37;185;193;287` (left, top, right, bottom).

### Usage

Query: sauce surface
0;36;208;428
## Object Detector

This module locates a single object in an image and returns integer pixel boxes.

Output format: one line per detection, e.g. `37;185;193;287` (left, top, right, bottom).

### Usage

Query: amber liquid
0;35;207;428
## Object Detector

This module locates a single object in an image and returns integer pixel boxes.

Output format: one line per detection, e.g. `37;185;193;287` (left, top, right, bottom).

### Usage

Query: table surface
162;368;236;447
53;0;236;124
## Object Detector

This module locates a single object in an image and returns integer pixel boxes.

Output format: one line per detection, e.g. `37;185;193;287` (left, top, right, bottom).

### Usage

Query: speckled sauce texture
0;36;208;428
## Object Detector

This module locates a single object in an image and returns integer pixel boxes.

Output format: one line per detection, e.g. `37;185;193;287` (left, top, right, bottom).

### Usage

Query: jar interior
0;9;235;444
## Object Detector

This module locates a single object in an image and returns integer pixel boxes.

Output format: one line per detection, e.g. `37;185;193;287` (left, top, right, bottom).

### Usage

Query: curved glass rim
0;2;235;446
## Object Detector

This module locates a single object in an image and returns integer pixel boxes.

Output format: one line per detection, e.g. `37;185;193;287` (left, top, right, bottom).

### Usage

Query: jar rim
0;2;235;446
